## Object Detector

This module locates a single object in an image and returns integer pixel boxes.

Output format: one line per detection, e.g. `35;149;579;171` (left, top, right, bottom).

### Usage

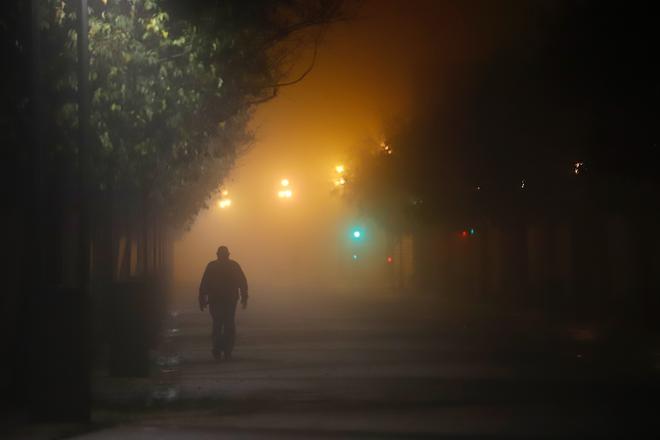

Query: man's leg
221;301;238;359
209;304;225;359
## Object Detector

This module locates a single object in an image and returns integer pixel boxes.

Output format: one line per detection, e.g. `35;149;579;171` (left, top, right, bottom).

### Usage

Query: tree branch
268;25;325;88
244;87;279;106
157;47;192;63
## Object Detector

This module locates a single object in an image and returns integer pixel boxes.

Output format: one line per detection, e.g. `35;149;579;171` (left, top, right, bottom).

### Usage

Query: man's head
216;246;230;260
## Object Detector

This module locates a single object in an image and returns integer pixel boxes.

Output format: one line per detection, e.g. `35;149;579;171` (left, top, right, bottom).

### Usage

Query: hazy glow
218;199;232;208
335;164;345;174
353;230;361;238
277;178;293;198
174;0;494;295
278;189;293;199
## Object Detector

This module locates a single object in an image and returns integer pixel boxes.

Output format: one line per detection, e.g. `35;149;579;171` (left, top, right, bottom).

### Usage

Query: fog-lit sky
172;0;547;294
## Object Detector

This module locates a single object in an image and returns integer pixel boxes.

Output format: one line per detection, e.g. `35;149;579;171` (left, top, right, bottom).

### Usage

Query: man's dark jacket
199;258;248;305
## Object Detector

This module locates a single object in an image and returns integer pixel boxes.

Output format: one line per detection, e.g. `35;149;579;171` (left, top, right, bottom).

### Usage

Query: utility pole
77;0;91;290
29;0;44;270
24;0;91;422
75;0;92;422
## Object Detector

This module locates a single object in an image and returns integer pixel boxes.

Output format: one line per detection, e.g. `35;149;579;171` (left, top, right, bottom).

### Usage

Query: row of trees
1;0;346;286
346;1;659;308
1;0;345;420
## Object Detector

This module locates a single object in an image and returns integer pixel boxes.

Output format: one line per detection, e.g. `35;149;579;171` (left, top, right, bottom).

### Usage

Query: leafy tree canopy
29;0;343;228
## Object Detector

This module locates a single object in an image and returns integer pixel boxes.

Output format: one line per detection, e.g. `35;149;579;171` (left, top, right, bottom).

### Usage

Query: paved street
82;292;660;438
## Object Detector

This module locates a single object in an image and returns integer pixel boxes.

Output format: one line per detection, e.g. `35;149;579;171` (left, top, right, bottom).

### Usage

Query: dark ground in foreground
8;291;660;438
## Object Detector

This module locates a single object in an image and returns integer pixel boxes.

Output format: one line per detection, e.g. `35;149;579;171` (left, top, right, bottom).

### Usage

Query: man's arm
236;262;248;308
198;263;211;311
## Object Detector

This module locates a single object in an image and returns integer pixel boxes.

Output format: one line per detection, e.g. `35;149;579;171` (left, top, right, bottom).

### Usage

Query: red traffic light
386;256;393;264
461;230;468;238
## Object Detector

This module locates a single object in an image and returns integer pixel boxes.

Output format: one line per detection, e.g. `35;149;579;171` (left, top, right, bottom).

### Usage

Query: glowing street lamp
218;188;231;208
333;164;347;187
278;189;293;199
278;178;293;199
334;176;346;187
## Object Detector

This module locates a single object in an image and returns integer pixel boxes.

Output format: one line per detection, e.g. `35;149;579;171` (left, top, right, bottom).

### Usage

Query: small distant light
476;185;481;191
278;189;293;199
574;161;584;175
469;228;476;235
334;177;346;187
221;189;229;197
218;199;232;208
461;230;468;238
386;256;393;264
352;254;358;261
520;179;526;189
335;164;345;174
353;230;361;238
281;178;290;187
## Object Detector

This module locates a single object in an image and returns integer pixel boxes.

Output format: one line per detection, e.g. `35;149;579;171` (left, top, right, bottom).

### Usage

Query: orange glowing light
278;189;293;199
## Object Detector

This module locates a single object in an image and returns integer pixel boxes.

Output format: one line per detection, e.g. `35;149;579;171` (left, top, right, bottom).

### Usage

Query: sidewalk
5;293;660;438
82;293;660;438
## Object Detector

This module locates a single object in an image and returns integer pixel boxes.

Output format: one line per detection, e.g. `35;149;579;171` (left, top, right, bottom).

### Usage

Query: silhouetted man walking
199;246;248;360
